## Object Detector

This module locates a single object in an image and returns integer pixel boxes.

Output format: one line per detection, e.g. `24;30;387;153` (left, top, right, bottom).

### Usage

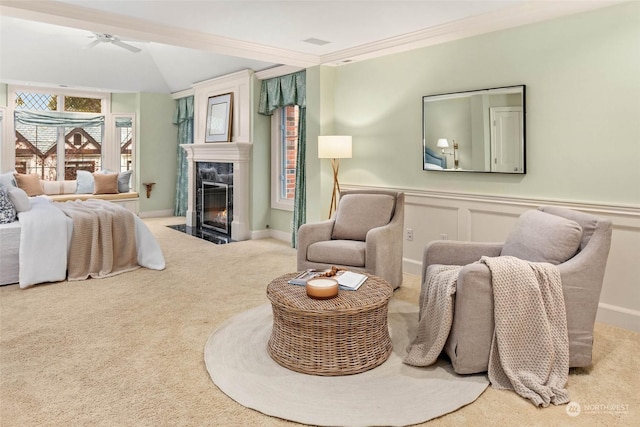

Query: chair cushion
331;194;395;241
501;210;583;265
307;240;366;267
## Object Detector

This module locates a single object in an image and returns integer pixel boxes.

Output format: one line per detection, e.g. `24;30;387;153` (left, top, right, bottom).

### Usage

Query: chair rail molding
342;184;640;333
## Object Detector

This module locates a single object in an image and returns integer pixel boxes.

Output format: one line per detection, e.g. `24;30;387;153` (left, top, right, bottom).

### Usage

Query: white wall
328;3;640;331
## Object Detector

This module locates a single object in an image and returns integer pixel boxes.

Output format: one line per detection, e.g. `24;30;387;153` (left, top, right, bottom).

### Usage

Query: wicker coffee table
266;272;393;376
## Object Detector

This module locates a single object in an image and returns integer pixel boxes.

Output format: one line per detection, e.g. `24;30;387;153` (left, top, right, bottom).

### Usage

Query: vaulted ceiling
0;0;619;94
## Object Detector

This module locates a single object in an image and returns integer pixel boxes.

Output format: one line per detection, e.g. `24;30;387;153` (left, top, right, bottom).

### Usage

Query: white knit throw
404;256;570;407
482;256;569;407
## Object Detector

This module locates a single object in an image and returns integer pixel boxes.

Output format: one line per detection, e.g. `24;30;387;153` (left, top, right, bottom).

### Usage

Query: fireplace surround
181;143;251;241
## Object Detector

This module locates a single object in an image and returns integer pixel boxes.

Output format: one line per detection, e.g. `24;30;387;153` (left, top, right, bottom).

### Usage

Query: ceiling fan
85;33;141;53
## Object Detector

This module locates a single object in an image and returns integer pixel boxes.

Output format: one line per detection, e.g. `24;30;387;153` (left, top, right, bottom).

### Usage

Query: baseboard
139;209;174;218
403;258;422;277
596;303;640;333
250;228;291;243
250;229;271;240
269;228;291;243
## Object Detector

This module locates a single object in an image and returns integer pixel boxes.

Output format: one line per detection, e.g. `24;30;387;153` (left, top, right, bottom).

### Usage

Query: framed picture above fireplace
205;93;233;142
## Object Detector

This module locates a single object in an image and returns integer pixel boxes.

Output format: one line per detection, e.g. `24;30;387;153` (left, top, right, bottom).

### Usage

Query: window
114;116;134;173
271;105;299;210
13;90;106;181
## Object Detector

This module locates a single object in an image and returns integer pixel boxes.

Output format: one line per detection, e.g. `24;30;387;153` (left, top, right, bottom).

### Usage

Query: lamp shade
436;138;449;148
318;135;352;159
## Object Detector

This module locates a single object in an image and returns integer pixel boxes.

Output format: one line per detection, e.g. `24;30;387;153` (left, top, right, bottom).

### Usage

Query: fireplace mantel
181;142;252;241
181;142;251;163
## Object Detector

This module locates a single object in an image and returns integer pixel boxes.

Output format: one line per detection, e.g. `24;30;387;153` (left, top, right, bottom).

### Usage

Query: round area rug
204;299;489;427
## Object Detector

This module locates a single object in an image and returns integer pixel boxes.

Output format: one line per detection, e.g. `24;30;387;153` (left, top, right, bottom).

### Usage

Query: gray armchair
297;190;404;289
422;206;612;374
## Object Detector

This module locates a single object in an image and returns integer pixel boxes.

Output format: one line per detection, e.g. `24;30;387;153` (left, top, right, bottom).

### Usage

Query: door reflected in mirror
423;85;525;173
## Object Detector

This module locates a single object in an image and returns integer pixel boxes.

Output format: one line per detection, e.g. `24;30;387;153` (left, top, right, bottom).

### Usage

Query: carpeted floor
1;216;638;427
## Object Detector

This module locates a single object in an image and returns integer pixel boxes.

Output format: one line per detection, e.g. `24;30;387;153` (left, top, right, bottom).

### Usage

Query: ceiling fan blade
111;39;141;53
84;39;102;50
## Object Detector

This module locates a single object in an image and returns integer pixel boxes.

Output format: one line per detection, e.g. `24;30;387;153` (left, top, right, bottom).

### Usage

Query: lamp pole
318;135;352;219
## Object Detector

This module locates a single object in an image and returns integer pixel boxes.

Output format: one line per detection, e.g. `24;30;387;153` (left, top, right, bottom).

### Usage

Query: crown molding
319;1;623;65
255;66;305;80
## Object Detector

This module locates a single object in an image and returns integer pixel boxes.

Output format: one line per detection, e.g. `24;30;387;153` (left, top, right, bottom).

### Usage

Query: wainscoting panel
343;185;640;332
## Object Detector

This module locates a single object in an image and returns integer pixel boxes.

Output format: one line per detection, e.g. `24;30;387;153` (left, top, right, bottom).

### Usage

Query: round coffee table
266;272;393;376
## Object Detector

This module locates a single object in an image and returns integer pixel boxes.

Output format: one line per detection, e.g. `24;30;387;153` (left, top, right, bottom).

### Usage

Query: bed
424;147;447;170
0;195;165;288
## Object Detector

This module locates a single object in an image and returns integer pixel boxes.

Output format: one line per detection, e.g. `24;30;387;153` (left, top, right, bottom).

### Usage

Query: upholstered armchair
297;190;404;289
422;206;612;374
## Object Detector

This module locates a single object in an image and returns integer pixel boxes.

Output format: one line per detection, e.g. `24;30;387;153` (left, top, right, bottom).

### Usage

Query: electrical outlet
406;228;413;241
440;234;448;240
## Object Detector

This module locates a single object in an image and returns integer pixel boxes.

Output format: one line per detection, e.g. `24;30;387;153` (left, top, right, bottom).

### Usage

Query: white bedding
18;197;72;288
8;196;165;288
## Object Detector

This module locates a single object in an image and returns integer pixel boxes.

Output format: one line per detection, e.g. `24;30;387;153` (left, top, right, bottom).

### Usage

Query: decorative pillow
331;194;395;241
93;172;119;194
40;180;62;195
7;186;31;212
0;170;17;188
539;206;598;251
13;173;44;197
117;169;133;192
501;210;583;265
76;170;94;194
0;186;17;224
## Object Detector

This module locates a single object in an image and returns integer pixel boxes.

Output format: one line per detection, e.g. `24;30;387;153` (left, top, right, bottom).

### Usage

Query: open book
288;269;368;291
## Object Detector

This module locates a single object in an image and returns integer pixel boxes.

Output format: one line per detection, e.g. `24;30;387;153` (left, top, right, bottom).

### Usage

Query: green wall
112;92;177;214
0;84;7;107
330;2;640;207
137;93;178;213
251;75;272;231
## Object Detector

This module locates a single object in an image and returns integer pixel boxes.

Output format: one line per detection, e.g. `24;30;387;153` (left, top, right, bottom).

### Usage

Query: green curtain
292;107;306;248
258;71;306;248
172;96;194;216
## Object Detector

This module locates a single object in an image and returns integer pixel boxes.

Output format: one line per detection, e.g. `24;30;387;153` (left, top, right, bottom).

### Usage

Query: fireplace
201;181;232;235
181;142;251;241
196;162;233;239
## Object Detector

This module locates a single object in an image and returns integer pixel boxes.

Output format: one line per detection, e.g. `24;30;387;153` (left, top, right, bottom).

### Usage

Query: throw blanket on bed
404;256;569;407
55;199;139;281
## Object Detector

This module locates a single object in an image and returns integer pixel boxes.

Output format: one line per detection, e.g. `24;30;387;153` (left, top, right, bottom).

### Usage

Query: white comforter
18;197;165;288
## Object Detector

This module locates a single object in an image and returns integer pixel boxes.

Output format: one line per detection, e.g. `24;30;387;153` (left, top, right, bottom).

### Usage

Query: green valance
14;111;104;127
115;117;132;128
258;71;306;116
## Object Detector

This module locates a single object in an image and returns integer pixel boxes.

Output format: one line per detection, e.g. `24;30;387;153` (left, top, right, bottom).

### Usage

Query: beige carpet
205;300;488;427
0;216;638;427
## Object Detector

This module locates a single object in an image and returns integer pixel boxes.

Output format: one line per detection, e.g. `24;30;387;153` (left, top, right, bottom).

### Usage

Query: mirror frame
422;85;526;174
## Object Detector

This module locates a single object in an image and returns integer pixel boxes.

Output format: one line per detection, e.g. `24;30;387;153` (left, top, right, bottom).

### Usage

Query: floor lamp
318;135;352;218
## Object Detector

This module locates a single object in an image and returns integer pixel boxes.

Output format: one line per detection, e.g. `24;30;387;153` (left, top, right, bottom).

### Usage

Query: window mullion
57;126;65;180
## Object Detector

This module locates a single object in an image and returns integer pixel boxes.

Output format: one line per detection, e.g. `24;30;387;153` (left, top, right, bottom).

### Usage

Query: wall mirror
423;85;525;173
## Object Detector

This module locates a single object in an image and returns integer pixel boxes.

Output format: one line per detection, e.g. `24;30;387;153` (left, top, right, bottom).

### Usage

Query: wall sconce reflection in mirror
423;85;525;173
436;138;460;169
